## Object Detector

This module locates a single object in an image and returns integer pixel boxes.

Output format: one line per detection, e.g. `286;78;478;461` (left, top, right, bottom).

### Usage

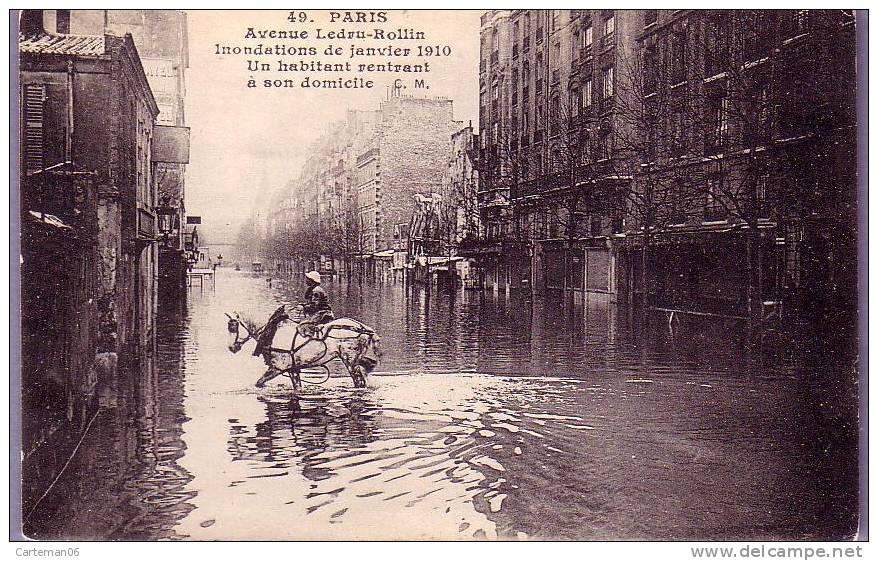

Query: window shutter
23;84;46;174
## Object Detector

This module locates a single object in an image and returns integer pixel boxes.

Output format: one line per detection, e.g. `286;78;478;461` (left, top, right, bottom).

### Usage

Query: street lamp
156;206;176;246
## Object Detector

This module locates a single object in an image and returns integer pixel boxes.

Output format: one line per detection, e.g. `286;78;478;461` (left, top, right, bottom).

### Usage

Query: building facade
617;9;858;321
262;95;462;284
477;9;858;323
478;9;637;296
354;95;460;281
438;124;480;287
19;12;160;513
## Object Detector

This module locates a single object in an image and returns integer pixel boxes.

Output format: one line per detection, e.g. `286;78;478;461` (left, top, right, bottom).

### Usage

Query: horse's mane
236;312;262;336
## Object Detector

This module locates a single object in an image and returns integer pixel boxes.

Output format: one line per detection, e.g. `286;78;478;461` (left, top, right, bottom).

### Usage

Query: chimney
20;10;45;37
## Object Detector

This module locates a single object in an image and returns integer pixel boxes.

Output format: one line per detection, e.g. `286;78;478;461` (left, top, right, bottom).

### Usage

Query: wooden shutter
23;84;46;174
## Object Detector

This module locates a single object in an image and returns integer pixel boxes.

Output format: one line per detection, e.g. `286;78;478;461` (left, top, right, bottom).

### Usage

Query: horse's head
226;313;257;353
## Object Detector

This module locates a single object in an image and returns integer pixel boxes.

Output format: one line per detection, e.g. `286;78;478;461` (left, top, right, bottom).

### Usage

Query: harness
227;312;376;386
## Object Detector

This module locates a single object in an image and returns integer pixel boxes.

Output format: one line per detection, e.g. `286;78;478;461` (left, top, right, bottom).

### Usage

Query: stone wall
375;97;457;251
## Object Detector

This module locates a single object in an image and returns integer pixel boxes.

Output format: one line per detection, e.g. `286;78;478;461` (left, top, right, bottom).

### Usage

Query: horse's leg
351;364;367;388
255;366;283;388
339;349;367;389
290;367;302;391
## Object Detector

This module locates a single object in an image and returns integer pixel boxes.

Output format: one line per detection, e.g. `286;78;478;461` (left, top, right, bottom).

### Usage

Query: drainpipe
66;58;74;163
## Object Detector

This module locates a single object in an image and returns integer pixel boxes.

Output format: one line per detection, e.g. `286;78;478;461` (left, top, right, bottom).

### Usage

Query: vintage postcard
12;8;865;545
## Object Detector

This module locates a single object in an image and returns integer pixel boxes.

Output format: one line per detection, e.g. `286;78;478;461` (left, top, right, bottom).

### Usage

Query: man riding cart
253;271;335;359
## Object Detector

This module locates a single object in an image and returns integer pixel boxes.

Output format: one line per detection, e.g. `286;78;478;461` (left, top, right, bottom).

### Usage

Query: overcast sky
184;10;481;242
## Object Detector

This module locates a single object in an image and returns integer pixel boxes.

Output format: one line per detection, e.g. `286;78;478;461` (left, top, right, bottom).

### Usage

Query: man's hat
305;271;322;284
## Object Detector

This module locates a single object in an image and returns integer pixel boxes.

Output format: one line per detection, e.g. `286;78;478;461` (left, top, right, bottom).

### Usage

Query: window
583;25;593;59
513;21;520;56
670;31;687;84
756;172;769;201
605;13;615;37
552;10;559;31
599;126;612;159
572;31;580;61
551;95;561;128
705;87;728;153
755;171;771;219
22;84;46;174
512;69;519;106
743;11;770;61
571;88;580;117
705;13;730;77
670;106;686;155
602;66;614;98
745;81;771;146
536;12;544;43
583;79;593;107
704;175;727;221
670;181;688;225
643;44;658;94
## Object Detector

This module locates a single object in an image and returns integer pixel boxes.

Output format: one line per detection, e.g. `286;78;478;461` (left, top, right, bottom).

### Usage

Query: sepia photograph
10;6;866;546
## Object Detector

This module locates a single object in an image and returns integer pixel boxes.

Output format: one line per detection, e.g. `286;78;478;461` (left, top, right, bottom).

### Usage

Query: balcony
512;173;566;199
582;45;593;62
357;147;379;166
601;33;615;51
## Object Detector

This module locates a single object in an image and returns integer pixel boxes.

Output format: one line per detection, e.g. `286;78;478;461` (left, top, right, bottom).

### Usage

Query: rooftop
19;32;106;57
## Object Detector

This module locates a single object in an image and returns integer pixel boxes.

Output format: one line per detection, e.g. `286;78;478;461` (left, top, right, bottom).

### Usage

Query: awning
373;249;395;259
28;210;73;230
415;256;464;266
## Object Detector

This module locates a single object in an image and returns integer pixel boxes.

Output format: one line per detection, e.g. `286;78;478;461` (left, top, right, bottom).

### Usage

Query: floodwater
24;268;860;541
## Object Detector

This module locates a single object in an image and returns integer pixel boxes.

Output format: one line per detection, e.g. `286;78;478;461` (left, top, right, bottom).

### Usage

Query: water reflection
24;297;195;540
23;269;859;541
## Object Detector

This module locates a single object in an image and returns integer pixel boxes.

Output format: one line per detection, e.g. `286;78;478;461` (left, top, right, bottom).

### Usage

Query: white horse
226;309;381;389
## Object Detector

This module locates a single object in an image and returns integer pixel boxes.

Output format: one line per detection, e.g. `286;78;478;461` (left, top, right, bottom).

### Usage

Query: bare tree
678;10;855;326
614;36;703;309
541;90;619;291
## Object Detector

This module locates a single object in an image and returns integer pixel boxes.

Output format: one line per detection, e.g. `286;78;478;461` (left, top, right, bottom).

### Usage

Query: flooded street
25;268;859;541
